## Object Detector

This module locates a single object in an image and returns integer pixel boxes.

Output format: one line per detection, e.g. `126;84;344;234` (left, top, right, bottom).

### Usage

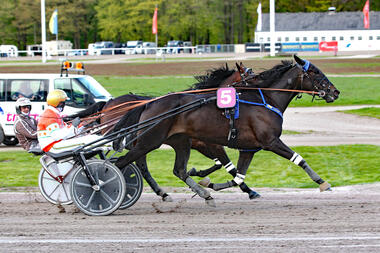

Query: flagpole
155;5;158;47
41;0;47;63
269;0;276;57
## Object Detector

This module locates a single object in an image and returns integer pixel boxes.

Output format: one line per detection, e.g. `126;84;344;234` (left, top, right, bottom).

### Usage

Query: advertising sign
319;41;338;51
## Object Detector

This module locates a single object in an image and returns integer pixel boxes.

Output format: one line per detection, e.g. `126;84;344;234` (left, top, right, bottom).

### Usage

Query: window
340;36;344;40
0;80;5;101
314;37;318;42
321;37;326;41
369;36;373;40
8;79;48;101
285;37;289;42
358;36;362;40
303;37;307;41
350;36;354;40
332;36;336;41
259;37;263;42
376;36;380;40
54;78;89;107
295;37;300;42
267;37;270;42
277;37;282;42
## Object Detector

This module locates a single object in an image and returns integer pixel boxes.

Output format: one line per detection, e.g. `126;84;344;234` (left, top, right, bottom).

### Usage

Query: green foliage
1;0;379;49
1;145;379;188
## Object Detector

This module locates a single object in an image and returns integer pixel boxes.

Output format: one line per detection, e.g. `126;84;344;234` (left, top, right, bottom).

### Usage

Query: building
255;10;380;51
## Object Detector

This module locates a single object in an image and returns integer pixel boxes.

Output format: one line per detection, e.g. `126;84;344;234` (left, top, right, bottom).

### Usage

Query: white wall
255;30;380;51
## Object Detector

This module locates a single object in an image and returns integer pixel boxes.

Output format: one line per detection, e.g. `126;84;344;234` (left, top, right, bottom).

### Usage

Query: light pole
41;0;47;63
269;0;276;57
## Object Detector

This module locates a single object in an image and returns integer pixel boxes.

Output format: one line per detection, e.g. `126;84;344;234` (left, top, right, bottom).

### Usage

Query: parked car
167;40;184;54
67;50;88;56
183;41;193;53
126;41;143;54
134;42;157;54
114;43;127;54
94;41;114;55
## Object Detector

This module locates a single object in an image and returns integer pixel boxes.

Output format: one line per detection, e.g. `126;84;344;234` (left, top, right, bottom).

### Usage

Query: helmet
15;97;32;114
47;89;68;107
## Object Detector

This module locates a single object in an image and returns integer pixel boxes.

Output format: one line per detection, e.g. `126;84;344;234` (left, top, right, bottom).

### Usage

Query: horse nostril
334;90;340;98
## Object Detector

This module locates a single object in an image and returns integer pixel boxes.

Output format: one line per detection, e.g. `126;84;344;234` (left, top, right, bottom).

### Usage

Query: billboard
319;41;338;52
281;42;319;52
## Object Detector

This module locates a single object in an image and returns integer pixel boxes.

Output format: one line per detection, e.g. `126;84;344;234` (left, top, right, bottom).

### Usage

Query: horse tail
113;104;146;133
112;104;146;151
63;101;107;121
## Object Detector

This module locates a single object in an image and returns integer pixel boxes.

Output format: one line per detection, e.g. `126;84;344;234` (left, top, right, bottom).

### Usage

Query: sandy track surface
0;184;380;252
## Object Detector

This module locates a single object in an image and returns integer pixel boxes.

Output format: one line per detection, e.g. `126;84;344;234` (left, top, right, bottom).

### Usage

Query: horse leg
207;151;255;192
167;135;215;207
135;156;173;202
190;143;260;199
264;138;331;191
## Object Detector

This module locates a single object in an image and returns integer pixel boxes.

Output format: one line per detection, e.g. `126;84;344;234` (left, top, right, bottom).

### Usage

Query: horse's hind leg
206;151;255;192
190;143;260;199
264;138;331;191
135;156;173;202
167;135;215;207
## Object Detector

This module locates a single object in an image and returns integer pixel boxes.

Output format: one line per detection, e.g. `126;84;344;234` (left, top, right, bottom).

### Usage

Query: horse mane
253;60;294;87
191;64;235;90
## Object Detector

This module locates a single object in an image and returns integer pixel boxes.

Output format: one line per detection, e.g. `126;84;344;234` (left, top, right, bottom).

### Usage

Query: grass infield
1;145;379;189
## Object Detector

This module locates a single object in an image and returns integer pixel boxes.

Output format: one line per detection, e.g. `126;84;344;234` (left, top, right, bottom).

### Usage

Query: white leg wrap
290;152;303;165
224;162;235;172
233;173;245;185
213;158;222;166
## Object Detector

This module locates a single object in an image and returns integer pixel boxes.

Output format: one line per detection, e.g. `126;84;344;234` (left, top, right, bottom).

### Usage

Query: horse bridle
298;61;331;100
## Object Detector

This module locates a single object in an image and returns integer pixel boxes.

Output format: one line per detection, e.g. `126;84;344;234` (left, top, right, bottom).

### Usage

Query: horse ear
225;62;229;70
236;62;241;72
294;54;305;65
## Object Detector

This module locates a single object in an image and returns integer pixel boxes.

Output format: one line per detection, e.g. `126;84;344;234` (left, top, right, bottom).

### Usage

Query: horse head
294;55;340;103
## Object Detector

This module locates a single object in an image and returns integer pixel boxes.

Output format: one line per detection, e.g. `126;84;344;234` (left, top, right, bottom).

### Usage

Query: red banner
152;8;158;34
363;0;370;29
319;41;338;52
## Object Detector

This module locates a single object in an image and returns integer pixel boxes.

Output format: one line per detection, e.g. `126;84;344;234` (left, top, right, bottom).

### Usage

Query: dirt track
1;184;380;252
1;55;379;252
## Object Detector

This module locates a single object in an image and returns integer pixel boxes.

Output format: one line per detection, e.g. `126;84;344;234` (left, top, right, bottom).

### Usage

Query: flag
256;2;262;32
363;0;369;29
49;9;58;35
152;7;158;34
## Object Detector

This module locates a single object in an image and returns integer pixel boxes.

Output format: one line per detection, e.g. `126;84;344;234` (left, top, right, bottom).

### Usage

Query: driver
37;89;105;154
14;97;40;151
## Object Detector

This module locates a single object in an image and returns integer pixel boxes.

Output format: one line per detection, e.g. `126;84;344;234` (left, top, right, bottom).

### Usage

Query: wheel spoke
125;182;138;189
74;181;92;188
46;183;60;198
83;190;96;208
99;189;117;205
99;175;118;187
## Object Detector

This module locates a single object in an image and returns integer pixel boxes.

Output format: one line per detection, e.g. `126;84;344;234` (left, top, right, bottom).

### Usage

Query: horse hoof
162;195;173;202
188;167;197;176
249;191;261;199
319;182;332;192
205;197;216;207
198;177;211;187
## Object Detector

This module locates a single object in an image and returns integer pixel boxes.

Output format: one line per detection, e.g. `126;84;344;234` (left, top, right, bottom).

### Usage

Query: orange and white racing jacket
37;106;76;152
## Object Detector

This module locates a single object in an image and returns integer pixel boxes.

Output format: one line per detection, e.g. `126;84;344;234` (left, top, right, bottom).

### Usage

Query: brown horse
112;55;340;206
67;63;261;200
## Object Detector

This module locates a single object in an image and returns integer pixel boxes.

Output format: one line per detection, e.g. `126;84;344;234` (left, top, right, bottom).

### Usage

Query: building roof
258;11;380;32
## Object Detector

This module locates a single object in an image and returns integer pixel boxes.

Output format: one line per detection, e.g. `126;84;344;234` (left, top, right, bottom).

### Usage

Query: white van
0;68;112;145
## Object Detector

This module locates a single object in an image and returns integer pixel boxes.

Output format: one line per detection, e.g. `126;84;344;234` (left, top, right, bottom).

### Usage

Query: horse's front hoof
187;167;197;176
319;182;332;192
205;197;216;207
249;191;261;199
162;194;173;202
198;177;211;187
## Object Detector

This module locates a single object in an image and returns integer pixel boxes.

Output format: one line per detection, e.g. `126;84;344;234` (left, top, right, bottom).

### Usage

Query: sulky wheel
119;163;143;210
70;160;126;216
38;161;74;205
